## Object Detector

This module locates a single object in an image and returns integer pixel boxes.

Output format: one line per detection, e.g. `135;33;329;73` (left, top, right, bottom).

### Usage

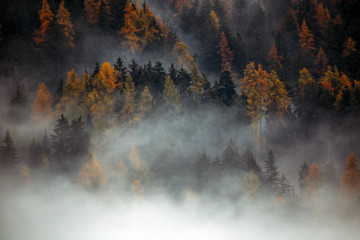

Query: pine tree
264;150;280;192
10;82;27;106
56;0;75;47
0;130;17;168
298;162;309;191
278;174;293;199
221;138;241;170
241;148;262;176
51;114;71;171
214;70;236;106
33;0;54;45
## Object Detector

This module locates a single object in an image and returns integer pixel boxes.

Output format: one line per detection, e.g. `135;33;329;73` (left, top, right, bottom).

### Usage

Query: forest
0;0;360;239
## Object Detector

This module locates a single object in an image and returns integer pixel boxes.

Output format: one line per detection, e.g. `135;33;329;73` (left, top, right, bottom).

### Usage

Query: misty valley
1;0;360;239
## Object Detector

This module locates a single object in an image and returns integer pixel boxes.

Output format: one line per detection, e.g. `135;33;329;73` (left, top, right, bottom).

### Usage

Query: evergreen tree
221;138;241;170
298;161;309;191
121;74;137;123
195;148;210;189
241;148;262;176
51;114;71;171
0;130;17;168
214;70;236;106
264;150;280;192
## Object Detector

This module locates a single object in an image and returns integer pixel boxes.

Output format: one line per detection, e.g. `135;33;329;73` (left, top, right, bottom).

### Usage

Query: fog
1;173;359;240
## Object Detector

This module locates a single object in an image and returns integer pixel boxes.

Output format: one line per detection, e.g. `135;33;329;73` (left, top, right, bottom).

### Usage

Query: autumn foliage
33;0;54;45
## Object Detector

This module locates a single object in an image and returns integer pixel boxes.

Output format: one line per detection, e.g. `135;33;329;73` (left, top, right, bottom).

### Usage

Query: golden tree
32;82;53;121
304;163;324;197
298;68;315;96
174;40;194;71
340;153;360;196
134;86;154;123
99;62;118;93
56;0;75;47
33;0;54;45
121;74;137;123
163;76;181;108
78;156;106;189
244;171;260;198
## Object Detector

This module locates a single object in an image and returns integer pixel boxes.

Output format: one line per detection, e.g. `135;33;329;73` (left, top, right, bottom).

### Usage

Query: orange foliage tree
314;2;331;31
340;153;360;196
33;0;54;45
84;0;100;24
56;0;75;47
217;31;234;72
32;82;53;121
304;163;324;197
313;47;328;76
299;20;315;51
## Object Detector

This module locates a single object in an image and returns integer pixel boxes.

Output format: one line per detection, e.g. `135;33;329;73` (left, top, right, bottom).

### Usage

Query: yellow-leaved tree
56;0;75;47
32;82;53;121
78;156;106;189
33;0;54;45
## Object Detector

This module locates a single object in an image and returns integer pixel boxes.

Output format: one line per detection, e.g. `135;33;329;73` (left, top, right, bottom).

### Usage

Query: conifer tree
195;148;210;189
304;163;324;196
29;138;42;168
51;114;71;171
217;31;234;71
32;82;53;121
78;156;106;189
299;20;315;51
340;153;360;196
33;0;54;45
134;86;154;123
298;162;309;191
56;0;75;47
163;76;181;109
121;74;137;123
264;150;280;192
221;138;241;170
0;130;17;168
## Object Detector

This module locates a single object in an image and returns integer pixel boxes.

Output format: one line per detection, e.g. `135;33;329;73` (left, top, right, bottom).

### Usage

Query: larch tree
134;86;154;123
189;63;208;103
56;0;75;47
0;130;17;168
340;153;360;196
33;0;54;45
32;82;53;121
297;68;315;96
121;74;137;123
84;0;100;24
129;145;153;187
78;156;106;189
267;43;283;73
217;31;234;72
99;62;118;93
314;2;331;31
303;163;324;197
342;37;356;57
264;70;290;119
174;40;195;71
163;76;181;110
244;171;260;198
299;19;315;51
313;47;328;76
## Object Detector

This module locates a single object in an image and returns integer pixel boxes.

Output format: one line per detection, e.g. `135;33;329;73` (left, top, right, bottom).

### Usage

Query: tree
129;145;153;186
264;150;280;192
323;161;338;189
278;174;293;199
214;70;236;106
342;37;356;58
189;63;209;103
163;76;181;110
299;19;315;51
84;0;100;24
10;82;27;106
241;148;262;176
313;47;328;77
340;153;360;196
297;68;315;96
264;70;290;118
0;130;17;168
33;0;54;45
121;74;137;123
32;82;53;121
298;162;309;191
304;163;324;196
217;31;234;71
221;138;241;170
195;148;210;189
99;62;118;93
56;0;75;47
267;43;283;73
78;156;106;189
244;171;260;198
314;2;331;31
134;86;154;123
51;114;71;171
